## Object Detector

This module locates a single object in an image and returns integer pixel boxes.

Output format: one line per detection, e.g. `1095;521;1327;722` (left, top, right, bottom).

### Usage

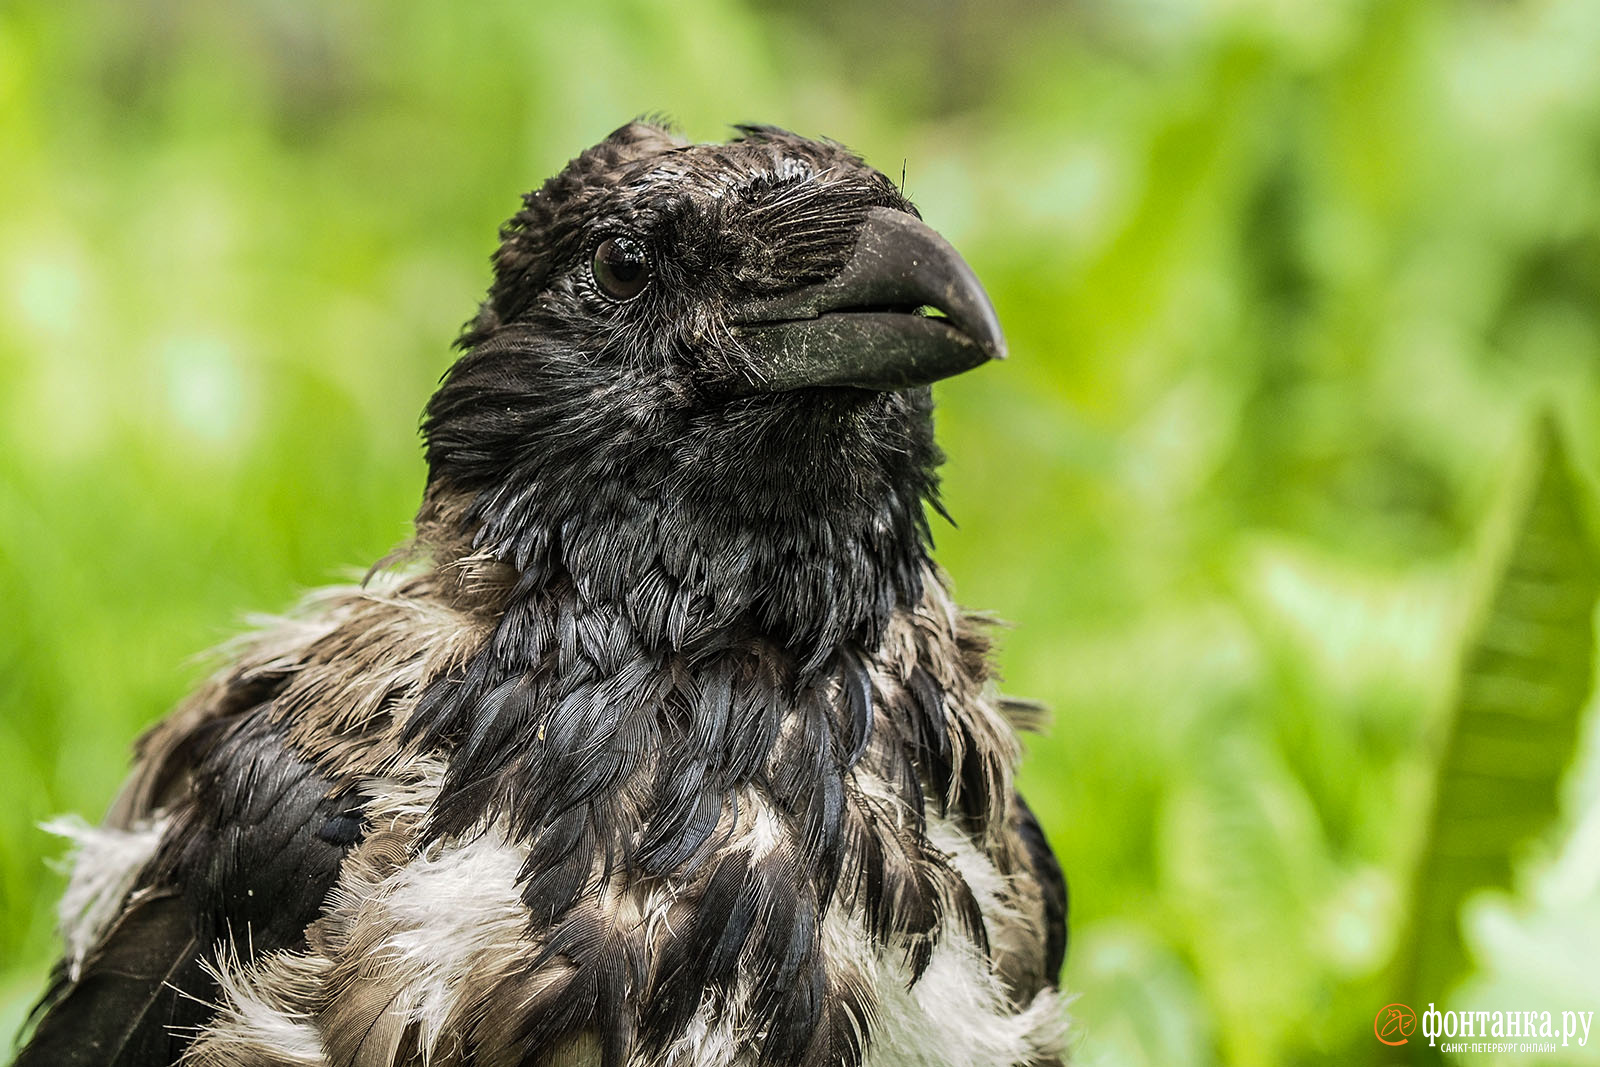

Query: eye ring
591;235;652;301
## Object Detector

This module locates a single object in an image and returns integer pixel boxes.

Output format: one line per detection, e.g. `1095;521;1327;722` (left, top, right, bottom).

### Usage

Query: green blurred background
5;0;1600;1063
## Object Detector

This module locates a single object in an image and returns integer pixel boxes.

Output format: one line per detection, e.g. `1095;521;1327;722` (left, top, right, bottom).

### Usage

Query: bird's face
422;122;1004;650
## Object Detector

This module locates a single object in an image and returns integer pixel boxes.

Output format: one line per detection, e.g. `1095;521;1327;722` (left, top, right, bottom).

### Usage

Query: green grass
4;0;1600;1062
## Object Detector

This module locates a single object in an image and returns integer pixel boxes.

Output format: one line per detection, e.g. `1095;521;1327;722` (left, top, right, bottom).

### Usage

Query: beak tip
974;316;1007;362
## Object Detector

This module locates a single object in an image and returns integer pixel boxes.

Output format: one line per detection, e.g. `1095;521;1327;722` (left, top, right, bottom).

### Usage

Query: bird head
420;122;1005;660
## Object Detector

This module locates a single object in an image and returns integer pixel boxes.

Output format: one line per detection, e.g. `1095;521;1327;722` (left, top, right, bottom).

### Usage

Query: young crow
17;122;1068;1067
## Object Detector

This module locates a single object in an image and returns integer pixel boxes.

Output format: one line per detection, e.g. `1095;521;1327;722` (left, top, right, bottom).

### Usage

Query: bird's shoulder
18;569;490;1066
113;566;496;822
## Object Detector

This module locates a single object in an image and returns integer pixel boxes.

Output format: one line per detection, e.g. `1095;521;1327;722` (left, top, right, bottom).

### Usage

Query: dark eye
591;235;651;301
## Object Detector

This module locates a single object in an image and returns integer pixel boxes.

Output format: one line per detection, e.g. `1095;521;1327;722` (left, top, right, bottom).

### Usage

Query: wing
1016;793;1068;986
14;889;207;1067
15;697;366;1066
13;570;497;1066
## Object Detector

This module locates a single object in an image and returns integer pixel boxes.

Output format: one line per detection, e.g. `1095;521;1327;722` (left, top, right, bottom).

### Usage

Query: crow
15;121;1068;1067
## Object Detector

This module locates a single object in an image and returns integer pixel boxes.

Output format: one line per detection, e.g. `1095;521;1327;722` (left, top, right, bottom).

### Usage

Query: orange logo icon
1375;1003;1417;1046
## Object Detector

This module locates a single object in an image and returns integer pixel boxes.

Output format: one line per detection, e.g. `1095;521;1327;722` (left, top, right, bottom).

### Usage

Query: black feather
16;708;365;1065
1017;794;1068;985
156;709;367;952
836;644;874;769
13;891;206;1067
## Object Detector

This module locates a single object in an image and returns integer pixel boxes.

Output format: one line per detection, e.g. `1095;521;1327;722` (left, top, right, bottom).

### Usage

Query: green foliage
3;0;1600;1062
1395;417;1599;1008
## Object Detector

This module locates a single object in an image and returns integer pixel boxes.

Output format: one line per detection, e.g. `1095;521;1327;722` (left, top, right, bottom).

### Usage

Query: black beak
725;207;1006;394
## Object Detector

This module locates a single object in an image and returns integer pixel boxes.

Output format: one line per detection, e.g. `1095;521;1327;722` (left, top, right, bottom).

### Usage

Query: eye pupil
592;236;651;300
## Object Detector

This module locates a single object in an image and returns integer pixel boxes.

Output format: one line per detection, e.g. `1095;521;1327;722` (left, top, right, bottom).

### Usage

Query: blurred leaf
1069;921;1217;1067
1160;728;1333;1066
1393;413;1600;1004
